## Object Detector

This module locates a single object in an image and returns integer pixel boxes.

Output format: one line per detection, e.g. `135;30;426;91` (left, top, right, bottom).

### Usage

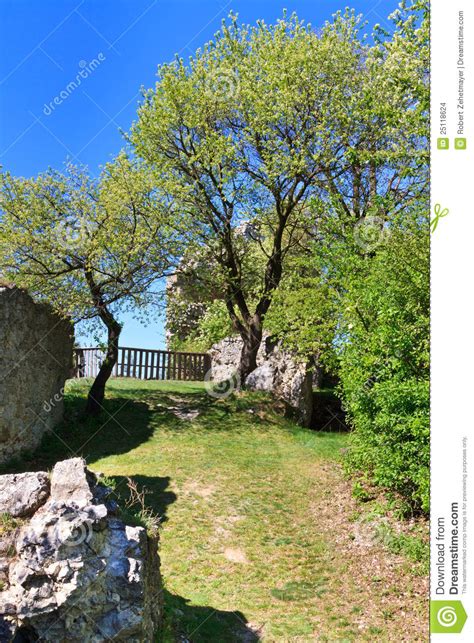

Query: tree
130;8;428;381
262;3;430;510
0;155;174;414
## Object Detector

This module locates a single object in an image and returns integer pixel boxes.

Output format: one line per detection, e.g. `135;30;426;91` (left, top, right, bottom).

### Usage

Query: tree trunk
85;320;121;416
239;321;263;384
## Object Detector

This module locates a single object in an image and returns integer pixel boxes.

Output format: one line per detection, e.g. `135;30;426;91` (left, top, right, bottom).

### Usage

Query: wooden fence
73;346;211;382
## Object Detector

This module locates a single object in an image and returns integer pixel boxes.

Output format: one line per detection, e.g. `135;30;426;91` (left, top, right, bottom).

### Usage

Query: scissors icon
431;203;449;233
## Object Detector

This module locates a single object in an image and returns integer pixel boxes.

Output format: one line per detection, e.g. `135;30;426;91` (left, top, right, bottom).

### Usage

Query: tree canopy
0;154;175;412
130;7;428;379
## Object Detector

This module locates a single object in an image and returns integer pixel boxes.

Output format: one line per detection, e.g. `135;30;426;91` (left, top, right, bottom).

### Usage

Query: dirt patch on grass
310;461;428;641
224;547;249;564
148;394;202;420
183;481;217;499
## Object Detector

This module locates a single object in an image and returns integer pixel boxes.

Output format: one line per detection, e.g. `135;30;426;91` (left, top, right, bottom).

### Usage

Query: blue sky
0;0;398;349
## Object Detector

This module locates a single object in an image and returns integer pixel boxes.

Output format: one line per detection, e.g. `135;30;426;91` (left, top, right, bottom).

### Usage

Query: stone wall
0;458;162;641
165;226;256;348
209;335;313;427
165;272;207;347
0;285;74;464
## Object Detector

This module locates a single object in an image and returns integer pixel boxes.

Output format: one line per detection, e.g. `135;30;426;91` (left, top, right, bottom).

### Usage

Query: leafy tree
130;8;428;380
265;253;338;370
171;299;234;353
165;223;269;351
0;155;174;414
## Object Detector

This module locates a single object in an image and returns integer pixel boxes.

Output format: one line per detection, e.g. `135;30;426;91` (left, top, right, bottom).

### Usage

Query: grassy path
5;379;427;641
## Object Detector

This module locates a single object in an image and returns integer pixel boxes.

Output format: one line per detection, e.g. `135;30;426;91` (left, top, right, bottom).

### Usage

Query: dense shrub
337;216;429;512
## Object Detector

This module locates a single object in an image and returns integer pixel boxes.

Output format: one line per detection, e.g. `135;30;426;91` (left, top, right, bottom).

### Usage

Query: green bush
172;300;234;352
343;377;429;513
338;214;429;513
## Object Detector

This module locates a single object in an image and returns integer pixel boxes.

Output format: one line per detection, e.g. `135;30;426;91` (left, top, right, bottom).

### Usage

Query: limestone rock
208;337;243;383
0;285;74;465
209;334;313;427
0;472;50;517
0;458;162;642
245;363;275;391
50;457;95;507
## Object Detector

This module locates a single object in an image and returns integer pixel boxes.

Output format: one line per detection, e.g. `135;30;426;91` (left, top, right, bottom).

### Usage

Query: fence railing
73;346;211;382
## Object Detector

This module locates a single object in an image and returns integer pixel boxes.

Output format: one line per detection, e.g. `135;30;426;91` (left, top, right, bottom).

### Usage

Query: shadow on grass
1;380;259;641
0;390;180;524
0;395;155;474
160;590;260;642
107;474;177;524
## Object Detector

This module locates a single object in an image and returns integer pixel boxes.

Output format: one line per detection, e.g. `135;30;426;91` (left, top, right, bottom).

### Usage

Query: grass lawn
2;378;427;641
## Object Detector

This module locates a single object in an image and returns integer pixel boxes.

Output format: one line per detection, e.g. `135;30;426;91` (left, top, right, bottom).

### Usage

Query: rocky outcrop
0;458;162;642
208;337;243;383
165;226;257;349
0;285;74;464
209;335;313;427
0;472;50;518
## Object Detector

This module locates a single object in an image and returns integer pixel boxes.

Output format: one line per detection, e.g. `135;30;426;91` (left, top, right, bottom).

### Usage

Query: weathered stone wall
165;273;207;347
0;458;162;641
209;335;313;427
165;227;256;348
0;285;74;464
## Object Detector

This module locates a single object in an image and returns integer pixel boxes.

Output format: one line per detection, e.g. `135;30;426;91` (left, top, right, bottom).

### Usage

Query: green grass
382;527;429;576
1;378;425;641
0;512;24;537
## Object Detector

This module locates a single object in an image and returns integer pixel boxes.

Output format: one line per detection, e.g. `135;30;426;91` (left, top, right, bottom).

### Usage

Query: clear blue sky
0;0;398;349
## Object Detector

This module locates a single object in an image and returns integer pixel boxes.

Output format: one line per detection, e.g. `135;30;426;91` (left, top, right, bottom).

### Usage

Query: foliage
336;212;429;513
131;9;419;375
0;155;175;411
0;155;171;328
166;295;207;350
352;481;374;503
131;5;428;379
171;299;234;352
123;477;161;538
0;513;24;537
265;252;338;369
383;527;429;575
